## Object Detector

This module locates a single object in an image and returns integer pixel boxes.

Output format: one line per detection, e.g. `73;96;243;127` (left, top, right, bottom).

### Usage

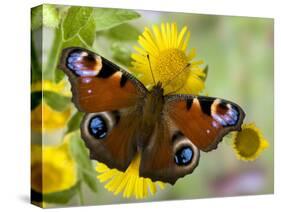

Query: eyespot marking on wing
174;146;194;166
211;99;239;127
66;50;102;77
88;115;108;140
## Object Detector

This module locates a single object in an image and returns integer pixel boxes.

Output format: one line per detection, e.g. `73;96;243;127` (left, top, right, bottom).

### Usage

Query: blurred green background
31;5;273;207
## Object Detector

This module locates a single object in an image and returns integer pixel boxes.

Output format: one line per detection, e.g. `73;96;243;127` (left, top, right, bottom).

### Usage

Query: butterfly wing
59;47;148;170
140;95;245;184
59;47;147;113
140;119;200;185
81;108;143;171
165;95;245;151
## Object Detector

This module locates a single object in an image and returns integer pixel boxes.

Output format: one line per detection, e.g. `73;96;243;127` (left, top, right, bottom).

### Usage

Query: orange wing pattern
165;95;245;152
59;47;147;113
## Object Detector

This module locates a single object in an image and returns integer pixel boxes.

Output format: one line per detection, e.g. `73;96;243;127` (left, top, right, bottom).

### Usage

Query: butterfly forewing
165;95;245;152
59;47;147;113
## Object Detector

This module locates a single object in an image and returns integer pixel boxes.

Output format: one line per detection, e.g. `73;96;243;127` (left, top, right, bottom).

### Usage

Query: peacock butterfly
59;47;245;185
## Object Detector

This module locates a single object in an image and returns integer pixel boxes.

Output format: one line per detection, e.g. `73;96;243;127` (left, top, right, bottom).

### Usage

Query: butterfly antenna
147;54;156;85
163;63;191;89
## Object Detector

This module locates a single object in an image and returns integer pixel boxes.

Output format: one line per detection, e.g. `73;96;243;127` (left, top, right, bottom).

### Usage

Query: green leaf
43;182;80;204
108;23;140;41
94;8;140;31
43;91;70;112
31;5;60;30
31;91;42;110
111;42;132;67
61;35;86;49
67;112;84;133
62;6;94;41
42;4;60;28
44;27;63;81
55;68;65;83
31;35;42;82
69;134;90;171
79;15;96;47
70;132;97;192
81;169;97;192
31;6;42;30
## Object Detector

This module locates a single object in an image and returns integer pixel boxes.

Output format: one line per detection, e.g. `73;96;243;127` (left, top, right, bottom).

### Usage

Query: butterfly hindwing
140;119;200;185
81;107;143;171
165;95;245;152
59;47;147;113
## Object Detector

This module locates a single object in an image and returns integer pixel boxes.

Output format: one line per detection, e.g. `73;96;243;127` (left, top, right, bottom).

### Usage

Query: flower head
95;154;165;199
31;134;77;194
232;123;269;161
31;80;71;132
131;22;205;94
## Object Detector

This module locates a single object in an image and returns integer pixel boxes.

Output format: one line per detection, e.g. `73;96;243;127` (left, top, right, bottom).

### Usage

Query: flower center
235;129;260;157
154;49;189;92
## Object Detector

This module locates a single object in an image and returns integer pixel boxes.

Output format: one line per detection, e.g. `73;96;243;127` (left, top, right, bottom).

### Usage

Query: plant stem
45;27;63;81
78;183;85;205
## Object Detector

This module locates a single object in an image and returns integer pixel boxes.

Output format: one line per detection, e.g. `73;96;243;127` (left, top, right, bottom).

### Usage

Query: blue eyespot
174;146;193;166
88;115;108;139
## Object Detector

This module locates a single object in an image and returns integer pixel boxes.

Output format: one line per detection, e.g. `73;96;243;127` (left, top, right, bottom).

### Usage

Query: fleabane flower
131;22;205;94
95;153;165;199
232;123;269;161
31;80;71;132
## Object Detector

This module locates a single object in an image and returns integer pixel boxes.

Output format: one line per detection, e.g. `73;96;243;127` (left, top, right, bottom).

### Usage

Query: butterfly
59;47;245;185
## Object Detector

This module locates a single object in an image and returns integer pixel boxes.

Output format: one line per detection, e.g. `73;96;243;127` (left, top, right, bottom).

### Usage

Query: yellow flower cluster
31;134;77;194
31;80;71;132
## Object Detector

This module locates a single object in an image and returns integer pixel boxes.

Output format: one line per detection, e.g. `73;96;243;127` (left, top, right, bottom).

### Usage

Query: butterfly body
141;82;164;134
59;47;245;185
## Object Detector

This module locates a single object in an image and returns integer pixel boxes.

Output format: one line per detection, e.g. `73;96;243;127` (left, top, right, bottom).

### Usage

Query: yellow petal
177;26;187;48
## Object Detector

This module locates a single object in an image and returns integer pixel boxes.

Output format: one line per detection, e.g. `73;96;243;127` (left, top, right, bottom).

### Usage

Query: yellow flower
31;80;71;96
31;103;71;132
31;134;77;194
96;153;166;199
131;22;205;94
31;80;71;132
232;123;269;161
